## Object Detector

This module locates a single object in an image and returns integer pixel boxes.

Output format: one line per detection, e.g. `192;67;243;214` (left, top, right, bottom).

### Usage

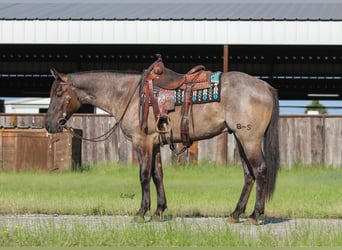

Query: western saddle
140;55;212;153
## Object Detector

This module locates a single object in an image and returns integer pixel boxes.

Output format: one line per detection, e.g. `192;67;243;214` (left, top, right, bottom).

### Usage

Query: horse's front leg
151;145;167;220
133;138;153;221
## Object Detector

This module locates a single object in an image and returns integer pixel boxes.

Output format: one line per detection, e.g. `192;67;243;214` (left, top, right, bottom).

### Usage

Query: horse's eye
56;91;63;98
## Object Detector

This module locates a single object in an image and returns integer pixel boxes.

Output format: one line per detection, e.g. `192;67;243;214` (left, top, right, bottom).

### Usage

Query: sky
279;100;342;115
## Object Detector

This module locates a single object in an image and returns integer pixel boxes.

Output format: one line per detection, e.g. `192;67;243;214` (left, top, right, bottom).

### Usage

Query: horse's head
45;69;81;133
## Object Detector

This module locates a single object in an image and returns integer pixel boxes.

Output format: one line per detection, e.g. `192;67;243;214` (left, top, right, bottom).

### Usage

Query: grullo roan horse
45;60;280;224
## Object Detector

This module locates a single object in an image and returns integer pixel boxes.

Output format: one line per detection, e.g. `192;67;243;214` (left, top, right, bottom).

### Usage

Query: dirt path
1;214;341;239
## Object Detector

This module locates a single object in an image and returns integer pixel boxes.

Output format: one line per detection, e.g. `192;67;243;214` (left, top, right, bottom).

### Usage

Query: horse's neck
74;72;140;117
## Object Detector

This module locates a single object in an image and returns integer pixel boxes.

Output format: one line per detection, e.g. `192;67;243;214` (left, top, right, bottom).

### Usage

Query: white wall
5;98;50;113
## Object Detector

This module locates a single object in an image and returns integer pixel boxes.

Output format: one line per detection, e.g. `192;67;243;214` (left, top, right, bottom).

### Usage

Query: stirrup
155;116;170;134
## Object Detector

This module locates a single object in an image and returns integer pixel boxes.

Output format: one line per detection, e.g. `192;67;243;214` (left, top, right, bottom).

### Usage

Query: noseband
57;83;73;128
58;94;71;127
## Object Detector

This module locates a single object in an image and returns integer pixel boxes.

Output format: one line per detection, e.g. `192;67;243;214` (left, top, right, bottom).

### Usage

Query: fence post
215;45;229;164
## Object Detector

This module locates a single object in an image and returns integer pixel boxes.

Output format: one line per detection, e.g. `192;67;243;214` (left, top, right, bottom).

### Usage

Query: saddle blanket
156;71;222;108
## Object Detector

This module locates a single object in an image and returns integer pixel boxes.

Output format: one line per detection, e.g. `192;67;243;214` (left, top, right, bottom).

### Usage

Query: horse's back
223;71;274;93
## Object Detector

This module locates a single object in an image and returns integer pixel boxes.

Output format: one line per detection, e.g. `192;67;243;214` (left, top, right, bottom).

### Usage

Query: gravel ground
1;214;341;239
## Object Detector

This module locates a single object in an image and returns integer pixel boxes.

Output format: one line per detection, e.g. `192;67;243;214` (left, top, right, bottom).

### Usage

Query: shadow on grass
149;214;291;225
262;217;291;225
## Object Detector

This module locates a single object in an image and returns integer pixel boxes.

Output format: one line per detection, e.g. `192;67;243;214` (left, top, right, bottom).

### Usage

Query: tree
305;100;328;114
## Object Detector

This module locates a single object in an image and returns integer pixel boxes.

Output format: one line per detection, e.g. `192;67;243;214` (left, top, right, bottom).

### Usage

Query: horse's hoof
247;216;261;225
227;216;240;223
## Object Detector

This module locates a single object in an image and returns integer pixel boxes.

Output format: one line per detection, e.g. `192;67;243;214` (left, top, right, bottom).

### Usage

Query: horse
45;62;280;225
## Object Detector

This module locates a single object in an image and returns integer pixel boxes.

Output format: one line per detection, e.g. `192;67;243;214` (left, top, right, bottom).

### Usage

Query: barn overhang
0;1;341;101
1;20;342;45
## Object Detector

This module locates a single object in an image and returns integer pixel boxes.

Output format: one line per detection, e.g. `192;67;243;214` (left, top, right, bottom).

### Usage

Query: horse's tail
264;88;280;201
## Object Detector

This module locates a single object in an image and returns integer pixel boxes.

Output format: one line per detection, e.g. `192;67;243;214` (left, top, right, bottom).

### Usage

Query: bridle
57;93;71;127
56;80;140;142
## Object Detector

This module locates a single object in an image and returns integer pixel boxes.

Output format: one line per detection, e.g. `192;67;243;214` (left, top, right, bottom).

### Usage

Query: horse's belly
167;103;226;141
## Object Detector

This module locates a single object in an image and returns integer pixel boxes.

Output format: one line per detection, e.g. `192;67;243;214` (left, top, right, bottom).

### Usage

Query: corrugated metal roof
0;1;342;21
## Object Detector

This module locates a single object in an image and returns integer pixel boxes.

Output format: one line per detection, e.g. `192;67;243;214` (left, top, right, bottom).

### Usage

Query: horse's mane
50;69;142;92
71;69;141;75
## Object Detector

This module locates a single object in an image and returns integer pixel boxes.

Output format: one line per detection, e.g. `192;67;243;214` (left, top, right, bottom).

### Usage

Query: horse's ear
50;68;59;79
50;68;69;82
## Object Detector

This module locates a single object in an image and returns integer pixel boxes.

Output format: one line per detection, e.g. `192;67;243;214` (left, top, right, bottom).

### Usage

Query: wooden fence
0;114;341;168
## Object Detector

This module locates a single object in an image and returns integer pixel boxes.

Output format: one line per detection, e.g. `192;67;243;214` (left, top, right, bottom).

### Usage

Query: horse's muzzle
45;119;64;134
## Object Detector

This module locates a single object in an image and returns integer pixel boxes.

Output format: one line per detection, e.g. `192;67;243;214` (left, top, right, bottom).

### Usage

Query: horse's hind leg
151;145;167;220
248;153;267;225
229;137;255;223
230;136;266;224
242;142;266;224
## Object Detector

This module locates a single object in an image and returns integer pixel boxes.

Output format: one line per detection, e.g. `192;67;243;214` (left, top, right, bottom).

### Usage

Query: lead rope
63;79;141;143
64;123;119;142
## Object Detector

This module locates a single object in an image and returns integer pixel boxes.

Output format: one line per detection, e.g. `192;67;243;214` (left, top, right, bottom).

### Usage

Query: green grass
0;162;341;247
1;218;341;247
0;163;341;218
269;165;342;218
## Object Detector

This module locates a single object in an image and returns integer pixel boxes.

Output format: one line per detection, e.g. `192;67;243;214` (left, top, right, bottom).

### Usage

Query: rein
61;79;140;143
64;122;119;142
